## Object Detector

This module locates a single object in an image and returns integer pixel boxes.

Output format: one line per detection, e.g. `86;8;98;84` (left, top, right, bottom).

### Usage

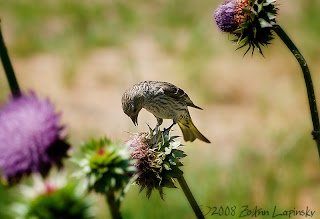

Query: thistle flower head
214;0;278;55
75;138;136;194
127;127;186;199
12;174;94;219
0;92;70;185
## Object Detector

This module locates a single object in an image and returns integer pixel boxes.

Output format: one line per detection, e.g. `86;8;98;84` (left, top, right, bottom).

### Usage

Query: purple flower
214;0;238;32
0;92;70;184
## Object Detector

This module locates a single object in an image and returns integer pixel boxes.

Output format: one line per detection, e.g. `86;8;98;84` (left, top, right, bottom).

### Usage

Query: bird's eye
133;107;137;113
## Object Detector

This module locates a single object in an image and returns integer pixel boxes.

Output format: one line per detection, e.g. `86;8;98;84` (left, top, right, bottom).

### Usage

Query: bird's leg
153;117;163;133
164;121;176;134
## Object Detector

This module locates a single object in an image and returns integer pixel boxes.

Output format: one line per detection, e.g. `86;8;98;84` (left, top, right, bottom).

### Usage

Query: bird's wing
153;81;202;110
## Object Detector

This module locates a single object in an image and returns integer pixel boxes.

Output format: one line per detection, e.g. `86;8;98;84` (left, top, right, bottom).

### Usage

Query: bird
122;81;210;143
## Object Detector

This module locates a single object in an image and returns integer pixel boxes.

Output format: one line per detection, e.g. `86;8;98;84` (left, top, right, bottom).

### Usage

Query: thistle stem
106;191;123;219
177;175;205;219
0;21;21;97
273;25;320;158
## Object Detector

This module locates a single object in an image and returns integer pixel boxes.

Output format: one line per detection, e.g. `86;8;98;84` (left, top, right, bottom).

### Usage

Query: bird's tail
178;119;210;143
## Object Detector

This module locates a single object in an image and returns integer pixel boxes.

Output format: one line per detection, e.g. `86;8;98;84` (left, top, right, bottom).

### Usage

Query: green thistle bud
214;0;278;55
75;138;136;194
11;175;94;219
127;128;186;199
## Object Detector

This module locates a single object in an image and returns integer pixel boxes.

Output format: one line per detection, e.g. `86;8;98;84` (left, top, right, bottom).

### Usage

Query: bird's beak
130;115;138;126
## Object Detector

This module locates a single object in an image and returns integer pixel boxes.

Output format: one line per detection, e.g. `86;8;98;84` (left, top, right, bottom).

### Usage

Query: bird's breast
144;104;173;119
143;96;187;120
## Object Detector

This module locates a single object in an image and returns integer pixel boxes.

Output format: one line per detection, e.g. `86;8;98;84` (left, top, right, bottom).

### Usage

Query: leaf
169;136;180;141
158;187;164;200
237;36;249;46
170;141;181;149
168;157;177;166
233;28;243;34
258;18;272;28
146;188;152;199
162;177;176;189
139;186;145;193
110;177;116;188
172;149;187;158
113;167;124;174
263;0;276;6
163;161;171;170
170;166;183;177
164;146;172;155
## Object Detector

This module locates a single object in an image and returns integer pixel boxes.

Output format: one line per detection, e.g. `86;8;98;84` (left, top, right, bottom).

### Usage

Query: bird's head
122;90;144;126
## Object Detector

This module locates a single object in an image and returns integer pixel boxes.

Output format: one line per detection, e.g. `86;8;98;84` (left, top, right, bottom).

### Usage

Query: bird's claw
163;123;175;135
163;127;170;135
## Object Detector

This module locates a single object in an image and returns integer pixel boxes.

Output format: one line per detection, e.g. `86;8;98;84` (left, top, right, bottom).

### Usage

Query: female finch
122;81;210;143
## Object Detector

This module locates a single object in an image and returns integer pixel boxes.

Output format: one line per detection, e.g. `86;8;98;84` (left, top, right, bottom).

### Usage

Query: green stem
0;21;21;96
177;175;205;219
273;25;320;158
106;191;123;219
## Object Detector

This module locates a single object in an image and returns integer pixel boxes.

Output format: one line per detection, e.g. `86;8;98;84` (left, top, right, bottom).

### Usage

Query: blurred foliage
0;0;217;58
14;183;94;219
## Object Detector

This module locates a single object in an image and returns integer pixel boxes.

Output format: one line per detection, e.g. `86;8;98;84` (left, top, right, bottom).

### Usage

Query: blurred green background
0;0;319;218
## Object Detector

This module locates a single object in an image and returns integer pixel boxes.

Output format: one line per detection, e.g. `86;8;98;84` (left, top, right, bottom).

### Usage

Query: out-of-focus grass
0;0;320;218
298;1;320;59
0;0;216;57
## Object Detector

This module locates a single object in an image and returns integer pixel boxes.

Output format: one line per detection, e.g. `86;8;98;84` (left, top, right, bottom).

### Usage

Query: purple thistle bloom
0;91;70;185
214;0;238;32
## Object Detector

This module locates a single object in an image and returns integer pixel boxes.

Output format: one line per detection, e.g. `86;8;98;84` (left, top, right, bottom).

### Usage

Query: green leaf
162;177;176;188
146;188;152;199
163;161;171;170
263;0;276;6
170;141;181;149
258;18;272;28
170;167;183;177
168;158;177;166
113;167;125;174
169;136;180;141
238;36;249;46
172;149;187;158
164;146;172;155
139;186;145;193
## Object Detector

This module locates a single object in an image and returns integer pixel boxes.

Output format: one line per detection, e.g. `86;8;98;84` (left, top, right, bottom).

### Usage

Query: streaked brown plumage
122;81;210;143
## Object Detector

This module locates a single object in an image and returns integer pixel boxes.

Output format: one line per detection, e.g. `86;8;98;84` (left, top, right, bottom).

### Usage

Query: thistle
75;138;135;194
214;1;320;157
127;128;186;199
127;127;205;219
75;137;136;219
11;174;94;219
214;0;277;55
0;92;70;185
